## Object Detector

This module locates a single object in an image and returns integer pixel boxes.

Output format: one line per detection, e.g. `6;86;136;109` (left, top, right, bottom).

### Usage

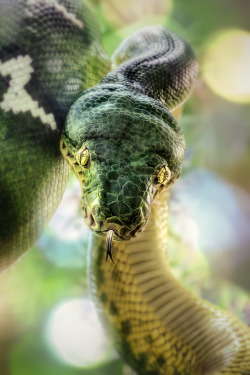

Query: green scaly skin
61;83;184;238
0;0;250;373
0;0;110;270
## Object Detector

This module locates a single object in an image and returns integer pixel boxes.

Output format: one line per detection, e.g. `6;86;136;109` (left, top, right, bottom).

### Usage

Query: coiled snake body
0;1;249;374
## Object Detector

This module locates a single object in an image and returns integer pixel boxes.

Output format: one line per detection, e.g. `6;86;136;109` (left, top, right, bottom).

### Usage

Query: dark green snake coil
0;1;249;374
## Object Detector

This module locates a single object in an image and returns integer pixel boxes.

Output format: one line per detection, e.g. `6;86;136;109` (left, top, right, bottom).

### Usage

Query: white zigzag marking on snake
0;55;57;130
27;0;84;29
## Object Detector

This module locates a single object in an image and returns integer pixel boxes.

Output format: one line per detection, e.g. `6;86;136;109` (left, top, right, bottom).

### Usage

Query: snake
0;0;249;374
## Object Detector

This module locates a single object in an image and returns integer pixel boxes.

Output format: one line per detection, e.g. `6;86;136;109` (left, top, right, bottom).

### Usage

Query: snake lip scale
0;0;250;374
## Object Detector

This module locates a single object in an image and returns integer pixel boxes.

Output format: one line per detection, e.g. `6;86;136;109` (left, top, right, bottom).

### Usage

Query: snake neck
89;189;250;375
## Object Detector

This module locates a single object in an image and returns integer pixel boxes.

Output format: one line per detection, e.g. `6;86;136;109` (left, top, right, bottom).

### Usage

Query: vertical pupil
157;166;170;184
78;148;89;166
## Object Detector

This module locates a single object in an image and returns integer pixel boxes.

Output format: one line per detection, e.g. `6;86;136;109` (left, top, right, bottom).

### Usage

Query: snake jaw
106;229;115;263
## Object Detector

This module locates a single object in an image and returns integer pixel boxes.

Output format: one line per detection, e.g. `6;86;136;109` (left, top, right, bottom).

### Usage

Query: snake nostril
89;213;95;227
130;223;143;237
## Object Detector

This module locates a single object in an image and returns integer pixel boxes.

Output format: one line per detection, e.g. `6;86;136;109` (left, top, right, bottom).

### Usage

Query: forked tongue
106;229;114;263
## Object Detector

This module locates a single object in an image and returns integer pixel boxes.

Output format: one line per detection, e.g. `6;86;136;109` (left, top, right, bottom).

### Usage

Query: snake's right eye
156;165;171;185
76;147;90;167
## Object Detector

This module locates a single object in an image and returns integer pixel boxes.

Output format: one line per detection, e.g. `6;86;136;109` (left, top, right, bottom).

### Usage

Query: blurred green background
0;0;249;374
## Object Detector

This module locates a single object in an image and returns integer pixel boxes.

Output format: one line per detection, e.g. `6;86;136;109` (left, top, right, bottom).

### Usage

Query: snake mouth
82;204;147;240
83;209;131;240
95;228;129;241
94;224;144;242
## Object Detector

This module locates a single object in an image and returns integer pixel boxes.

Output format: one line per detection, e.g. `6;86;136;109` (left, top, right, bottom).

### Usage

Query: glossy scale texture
0;1;249;374
0;0;110;269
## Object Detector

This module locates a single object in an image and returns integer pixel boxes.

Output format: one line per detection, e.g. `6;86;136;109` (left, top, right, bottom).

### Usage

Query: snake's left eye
156;165;171;185
76;147;90;167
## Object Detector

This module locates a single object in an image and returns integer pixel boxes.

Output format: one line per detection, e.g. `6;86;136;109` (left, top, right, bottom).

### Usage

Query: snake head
61;84;185;241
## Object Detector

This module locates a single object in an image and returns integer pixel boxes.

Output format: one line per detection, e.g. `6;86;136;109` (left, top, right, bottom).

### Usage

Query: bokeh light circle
102;0;172;28
203;29;250;103
44;298;109;367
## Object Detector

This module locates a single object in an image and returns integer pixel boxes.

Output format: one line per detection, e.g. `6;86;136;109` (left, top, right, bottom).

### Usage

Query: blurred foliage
0;0;250;374
10;329;123;375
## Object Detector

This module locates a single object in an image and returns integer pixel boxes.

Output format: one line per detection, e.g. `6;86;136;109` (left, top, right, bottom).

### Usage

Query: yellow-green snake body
89;189;250;375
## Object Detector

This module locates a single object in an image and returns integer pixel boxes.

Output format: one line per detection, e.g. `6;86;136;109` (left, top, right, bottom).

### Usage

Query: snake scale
0;1;249;374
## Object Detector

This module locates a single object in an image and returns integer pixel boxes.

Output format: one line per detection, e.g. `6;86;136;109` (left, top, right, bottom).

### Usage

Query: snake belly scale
0;1;249;374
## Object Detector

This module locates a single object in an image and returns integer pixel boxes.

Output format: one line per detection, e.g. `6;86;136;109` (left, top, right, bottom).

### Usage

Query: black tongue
106;230;114;263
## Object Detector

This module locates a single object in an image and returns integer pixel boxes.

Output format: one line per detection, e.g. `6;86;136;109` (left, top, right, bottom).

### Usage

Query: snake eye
76;147;90;167
156;165;171;185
